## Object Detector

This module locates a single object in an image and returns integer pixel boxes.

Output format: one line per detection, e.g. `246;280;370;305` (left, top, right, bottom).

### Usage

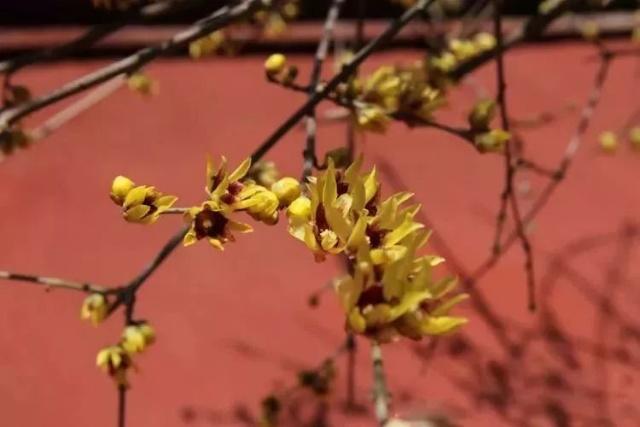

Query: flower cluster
111;156;300;250
96;322;156;388
467;99;511;153
110;176;178;224
188;1;300;59
350;62;447;133
285;157;467;342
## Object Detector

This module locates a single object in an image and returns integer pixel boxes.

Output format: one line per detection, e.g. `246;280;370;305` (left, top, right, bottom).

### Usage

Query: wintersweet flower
110;176;177;224
80;293;109;326
334;235;467;342
183;201;252;250
96;345;132;387
121;322;155;354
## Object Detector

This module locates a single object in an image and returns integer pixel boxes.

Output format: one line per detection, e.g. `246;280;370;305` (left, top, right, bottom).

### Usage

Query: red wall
1;41;639;426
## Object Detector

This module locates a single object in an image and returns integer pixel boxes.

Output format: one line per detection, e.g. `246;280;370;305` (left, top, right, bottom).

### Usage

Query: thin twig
0;270;112;294
346;333;357;409
250;0;435;163
371;341;390;426
491;0;537;311
302;0;345;179
118;384;127;427
469;52;612;283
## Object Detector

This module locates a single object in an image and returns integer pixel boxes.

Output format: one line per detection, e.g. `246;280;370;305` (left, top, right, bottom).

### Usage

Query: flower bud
121;322;156;354
287;196;311;220
80;293;108;326
629;127;640;150
474;32;496;51
127;73;155;96
599;131;618;153
265;53;287;75
474;129;510;153
110;176;135;205
468;99;496;132
271;177;301;207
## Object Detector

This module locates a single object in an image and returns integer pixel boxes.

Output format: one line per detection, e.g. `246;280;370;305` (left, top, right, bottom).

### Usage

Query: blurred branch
371;341;390;426
0;270;112;294
0;0;266;130
302;0;345;179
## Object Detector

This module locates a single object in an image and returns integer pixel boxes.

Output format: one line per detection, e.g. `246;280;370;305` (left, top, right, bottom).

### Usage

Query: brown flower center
194;208;228;240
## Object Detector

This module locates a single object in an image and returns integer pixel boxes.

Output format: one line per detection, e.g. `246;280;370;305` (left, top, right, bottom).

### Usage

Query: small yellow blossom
335;236;467;342
183;202;252;250
264;13;287;38
449;38;478;61
110;175;135;205
599;131;618;153
127;73;156;96
80;293;109;326
474;32;496;51
110;178;178;224
265;53;287;75
234;183;280;225
271;177;301;207
247;161;280;188
628;127;640;150
468;99;496;132
475;129;510;153
96;345;132;387
121;322;155;354
580;20;600;41
430;52;457;73
356;104;391;133
189;31;226;59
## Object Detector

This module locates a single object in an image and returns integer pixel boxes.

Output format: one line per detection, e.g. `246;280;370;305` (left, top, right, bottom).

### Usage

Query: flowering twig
302;0;345;179
371;341;390;426
250;0;436;163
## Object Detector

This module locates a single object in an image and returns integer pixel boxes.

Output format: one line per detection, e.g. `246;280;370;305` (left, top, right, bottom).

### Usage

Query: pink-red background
1;41;639;426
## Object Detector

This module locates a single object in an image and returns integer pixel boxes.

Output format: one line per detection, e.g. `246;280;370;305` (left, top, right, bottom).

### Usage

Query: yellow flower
246;161;280;188
474;32;496;51
474;129;510;153
287;158;379;260
271;177;301;207
127;73;156;96
629;126;640;150
96;345;132;387
265;53;287;75
335;236;467;342
599;131;618;153
206;156;251;201
580;20;600;41
468;99;496;132
80;293;109;326
117;184;178;224
430;52;457;73
355;104;391;133
189;30;226;59
121;322;155;354
183;202;252;250
110;175;135;205
233;183;280;225
449;38;478;61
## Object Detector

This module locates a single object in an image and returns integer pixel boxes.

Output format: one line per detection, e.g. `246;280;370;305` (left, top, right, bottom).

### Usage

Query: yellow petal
123;186;147;209
383;217;424;247
183;229;198;246
420;316;468;335
348;309;366;333
208;238;225;250
346;216;367;253
334;275;362;311
389;290;431;321
124;205;151;222
228;158;252;182
155;195;178;209
431;293;469;317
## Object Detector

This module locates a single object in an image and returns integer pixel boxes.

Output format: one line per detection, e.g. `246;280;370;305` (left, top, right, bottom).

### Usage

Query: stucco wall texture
1;42;639;426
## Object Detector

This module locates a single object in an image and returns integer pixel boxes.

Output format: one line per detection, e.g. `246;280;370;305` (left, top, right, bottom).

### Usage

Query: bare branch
0;270;112;294
371;341;390;426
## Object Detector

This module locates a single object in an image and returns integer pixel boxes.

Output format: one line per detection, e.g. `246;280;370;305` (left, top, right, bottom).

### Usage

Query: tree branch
371;341;390;426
